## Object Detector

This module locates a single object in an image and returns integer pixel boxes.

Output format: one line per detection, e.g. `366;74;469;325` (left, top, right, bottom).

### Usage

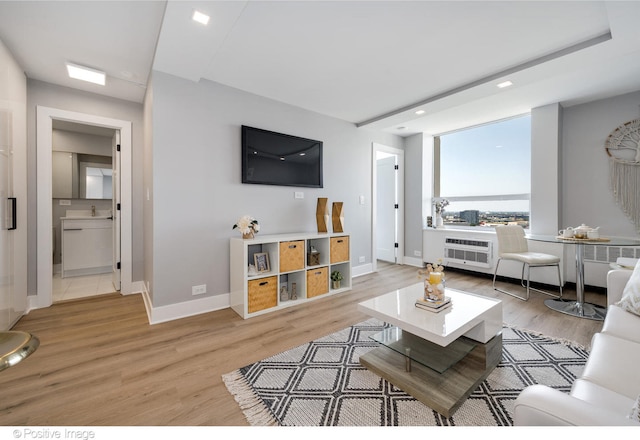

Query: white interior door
112;130;121;291
376;154;397;263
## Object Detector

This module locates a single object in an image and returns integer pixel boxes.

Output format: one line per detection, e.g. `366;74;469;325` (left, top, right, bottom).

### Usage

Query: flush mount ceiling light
415;110;425;115
192;10;210;25
66;63;105;86
497;80;513;89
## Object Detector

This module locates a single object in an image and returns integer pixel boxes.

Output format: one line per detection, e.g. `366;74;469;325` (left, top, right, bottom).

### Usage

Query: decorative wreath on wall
605;118;640;233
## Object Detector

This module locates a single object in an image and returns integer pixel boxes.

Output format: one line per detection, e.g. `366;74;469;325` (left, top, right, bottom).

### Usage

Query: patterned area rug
222;318;589;426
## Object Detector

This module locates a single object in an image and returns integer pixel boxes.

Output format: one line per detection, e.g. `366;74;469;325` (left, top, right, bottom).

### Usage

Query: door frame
36;106;133;308
372;143;404;272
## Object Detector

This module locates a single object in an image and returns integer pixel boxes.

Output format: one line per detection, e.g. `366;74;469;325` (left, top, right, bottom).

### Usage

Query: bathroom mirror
51;121;114;200
52;151;112;199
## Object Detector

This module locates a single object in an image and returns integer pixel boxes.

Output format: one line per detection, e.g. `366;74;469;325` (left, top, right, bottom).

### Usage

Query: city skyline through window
438;114;531;226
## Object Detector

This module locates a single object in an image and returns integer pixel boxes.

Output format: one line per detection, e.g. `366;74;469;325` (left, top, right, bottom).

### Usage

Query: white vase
436;214;443;228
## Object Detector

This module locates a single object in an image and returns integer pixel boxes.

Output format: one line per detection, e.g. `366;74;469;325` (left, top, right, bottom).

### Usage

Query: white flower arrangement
233;215;260;236
433;199;449;214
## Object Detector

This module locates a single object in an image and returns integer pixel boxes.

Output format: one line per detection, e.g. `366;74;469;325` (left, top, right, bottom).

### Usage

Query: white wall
562;90;640;237
147;71;402;309
404;133;432;263
531;103;562;235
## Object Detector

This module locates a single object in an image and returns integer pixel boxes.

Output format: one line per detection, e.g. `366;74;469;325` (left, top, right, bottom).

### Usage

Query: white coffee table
357;283;503;417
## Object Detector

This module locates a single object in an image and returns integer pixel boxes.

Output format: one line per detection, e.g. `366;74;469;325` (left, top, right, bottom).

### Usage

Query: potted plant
330;270;343;289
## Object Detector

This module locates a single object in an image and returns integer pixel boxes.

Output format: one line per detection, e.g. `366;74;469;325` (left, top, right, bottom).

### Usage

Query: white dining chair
493;225;563;301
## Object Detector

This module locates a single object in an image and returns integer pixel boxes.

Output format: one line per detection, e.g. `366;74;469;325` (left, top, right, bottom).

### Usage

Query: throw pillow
629;395;640;422
617;259;640;316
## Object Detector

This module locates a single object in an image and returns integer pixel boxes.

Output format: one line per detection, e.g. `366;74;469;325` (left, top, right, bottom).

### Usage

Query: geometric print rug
222;318;590;426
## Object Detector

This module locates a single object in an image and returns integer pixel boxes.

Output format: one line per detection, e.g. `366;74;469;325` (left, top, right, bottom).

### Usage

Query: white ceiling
1;1;639;137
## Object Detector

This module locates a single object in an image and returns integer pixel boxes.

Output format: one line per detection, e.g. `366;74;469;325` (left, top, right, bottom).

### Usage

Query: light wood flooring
0;262;605;426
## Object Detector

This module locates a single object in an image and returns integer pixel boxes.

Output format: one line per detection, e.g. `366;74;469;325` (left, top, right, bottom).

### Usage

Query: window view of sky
440;114;531;213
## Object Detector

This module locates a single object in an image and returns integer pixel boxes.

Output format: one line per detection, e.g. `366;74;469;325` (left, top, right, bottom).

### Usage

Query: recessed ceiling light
397;126;407;130
415;110;425;115
192;10;210;25
66;63;105;86
497;80;513;89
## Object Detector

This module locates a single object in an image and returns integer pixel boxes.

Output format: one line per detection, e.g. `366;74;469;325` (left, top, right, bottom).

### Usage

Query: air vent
444;237;492;268
583;245;640;263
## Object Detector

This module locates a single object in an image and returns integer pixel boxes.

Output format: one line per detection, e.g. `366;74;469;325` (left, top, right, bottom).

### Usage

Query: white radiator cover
444;237;492;268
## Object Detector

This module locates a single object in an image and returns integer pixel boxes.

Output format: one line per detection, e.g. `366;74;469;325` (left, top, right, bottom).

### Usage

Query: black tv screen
242;125;323;188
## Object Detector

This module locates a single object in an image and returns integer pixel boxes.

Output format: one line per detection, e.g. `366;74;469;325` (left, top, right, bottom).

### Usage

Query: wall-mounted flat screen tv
241;125;323;188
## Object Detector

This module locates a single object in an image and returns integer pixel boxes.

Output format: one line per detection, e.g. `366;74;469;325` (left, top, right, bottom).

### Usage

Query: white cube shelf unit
230;232;352;318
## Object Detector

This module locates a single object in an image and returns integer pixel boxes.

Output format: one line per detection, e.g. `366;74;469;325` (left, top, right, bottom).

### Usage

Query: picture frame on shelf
254;253;270;273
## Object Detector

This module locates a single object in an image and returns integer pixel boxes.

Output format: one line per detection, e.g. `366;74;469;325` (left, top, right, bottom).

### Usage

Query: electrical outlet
59;200;71;206
359;256;365;263
192;284;207;295
414;250;422;257
294;191;304;199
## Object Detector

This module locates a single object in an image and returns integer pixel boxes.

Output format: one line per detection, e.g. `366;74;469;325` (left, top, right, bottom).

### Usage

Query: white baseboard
403;256;424;268
141;282;230;325
352;263;373;278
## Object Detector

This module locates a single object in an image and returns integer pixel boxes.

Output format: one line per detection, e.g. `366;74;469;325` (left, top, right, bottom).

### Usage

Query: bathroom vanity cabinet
61;217;113;278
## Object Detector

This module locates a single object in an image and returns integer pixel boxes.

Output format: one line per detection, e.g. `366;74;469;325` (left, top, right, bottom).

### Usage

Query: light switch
359;195;365;205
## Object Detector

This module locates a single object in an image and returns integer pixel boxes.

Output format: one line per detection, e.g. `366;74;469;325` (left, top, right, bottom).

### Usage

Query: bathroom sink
63;209;112;219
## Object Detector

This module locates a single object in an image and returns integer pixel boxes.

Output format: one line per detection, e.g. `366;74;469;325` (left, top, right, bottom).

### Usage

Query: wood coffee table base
360;332;502;418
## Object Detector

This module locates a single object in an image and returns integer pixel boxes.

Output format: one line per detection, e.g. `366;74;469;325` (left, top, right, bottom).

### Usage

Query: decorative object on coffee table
233;215;259;239
332;202;344;233
316;198;329;233
418;260;446;302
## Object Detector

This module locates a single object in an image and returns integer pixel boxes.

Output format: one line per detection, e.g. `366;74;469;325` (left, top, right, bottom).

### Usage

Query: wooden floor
0;263;605;426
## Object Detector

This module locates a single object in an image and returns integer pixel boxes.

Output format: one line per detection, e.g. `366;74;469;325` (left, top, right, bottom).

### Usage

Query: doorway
372;143;404;272
50;121;118;302
36;106;132;309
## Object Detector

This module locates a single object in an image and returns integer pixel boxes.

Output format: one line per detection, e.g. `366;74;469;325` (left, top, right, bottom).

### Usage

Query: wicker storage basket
248;276;278;313
306;267;328;298
330;236;349;263
279;240;305;272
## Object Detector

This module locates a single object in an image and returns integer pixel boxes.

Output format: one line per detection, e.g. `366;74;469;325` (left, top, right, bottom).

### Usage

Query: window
436;114;531;228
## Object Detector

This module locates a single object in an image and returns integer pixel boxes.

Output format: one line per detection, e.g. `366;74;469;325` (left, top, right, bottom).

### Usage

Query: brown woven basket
279;241;305;272
248;276;278;313
330;236;349;263
306;267;328;298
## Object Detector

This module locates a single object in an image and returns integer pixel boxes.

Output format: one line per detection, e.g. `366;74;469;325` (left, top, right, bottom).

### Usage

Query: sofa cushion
581;333;640;400
617;259;640;316
602;305;640;344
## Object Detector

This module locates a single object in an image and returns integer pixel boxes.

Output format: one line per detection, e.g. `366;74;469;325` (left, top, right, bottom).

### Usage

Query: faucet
91;205;96;217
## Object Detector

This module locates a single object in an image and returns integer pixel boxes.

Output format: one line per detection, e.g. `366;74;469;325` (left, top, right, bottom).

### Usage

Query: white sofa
514;264;640;426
